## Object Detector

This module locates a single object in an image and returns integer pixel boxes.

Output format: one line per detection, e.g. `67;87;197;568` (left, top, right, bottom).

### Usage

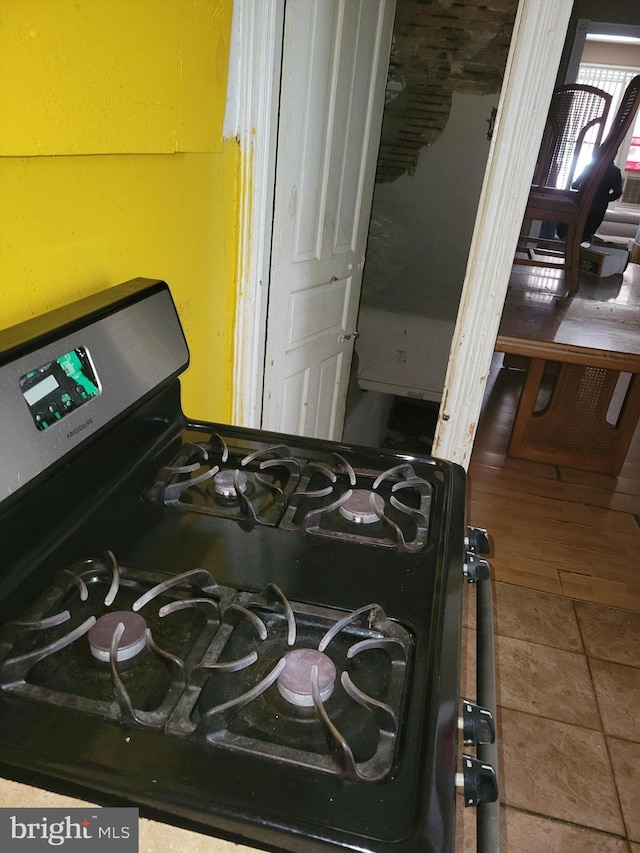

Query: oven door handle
475;569;500;852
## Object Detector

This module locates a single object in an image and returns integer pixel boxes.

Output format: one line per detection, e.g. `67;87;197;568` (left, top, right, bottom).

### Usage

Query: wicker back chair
516;75;640;294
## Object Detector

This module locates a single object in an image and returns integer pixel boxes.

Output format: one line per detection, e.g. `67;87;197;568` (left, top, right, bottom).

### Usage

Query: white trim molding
225;0;285;428
432;0;574;468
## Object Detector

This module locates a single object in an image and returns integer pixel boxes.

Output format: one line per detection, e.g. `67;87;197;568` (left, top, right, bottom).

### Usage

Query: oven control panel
20;345;101;431
0;278;189;506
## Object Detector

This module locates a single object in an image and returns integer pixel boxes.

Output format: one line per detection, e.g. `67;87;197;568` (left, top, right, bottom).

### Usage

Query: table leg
507;358;640;474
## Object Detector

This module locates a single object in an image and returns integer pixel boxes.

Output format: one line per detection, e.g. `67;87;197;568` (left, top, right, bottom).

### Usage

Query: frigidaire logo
0;808;138;851
67;417;93;440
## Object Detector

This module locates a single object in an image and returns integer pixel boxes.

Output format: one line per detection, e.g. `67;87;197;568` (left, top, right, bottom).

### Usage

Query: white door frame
227;0;573;466
225;0;285;429
431;0;573;466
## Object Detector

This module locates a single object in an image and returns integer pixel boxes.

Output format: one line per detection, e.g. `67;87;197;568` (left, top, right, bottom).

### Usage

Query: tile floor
458;584;640;851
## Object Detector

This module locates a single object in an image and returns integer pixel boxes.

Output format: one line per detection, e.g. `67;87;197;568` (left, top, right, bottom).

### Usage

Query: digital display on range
20;346;101;431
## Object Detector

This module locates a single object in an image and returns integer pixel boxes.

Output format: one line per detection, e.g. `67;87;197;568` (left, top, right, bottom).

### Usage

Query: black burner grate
168;587;413;782
0;554;231;728
144;433;304;526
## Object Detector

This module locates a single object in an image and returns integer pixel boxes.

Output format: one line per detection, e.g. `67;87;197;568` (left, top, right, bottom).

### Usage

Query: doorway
229;0;574;468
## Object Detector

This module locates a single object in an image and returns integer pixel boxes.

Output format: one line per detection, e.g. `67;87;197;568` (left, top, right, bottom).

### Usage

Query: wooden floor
468;264;640;614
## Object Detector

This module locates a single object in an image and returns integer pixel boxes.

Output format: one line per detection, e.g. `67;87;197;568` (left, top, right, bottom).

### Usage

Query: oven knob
466;526;491;556
457;755;498;807
459;700;496;745
464;552;491;583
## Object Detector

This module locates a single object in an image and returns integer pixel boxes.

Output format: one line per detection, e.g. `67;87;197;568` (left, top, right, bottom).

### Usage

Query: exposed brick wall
377;0;518;182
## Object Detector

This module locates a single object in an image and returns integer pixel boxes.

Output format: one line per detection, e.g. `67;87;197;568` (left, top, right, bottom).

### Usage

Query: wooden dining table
494;273;640;474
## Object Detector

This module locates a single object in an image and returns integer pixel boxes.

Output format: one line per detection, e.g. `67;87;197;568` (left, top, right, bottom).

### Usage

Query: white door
261;0;395;440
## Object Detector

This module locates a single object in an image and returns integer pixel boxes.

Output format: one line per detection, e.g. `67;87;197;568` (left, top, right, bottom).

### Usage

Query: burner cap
277;648;336;707
213;469;248;498
88;611;147;662
339;489;385;524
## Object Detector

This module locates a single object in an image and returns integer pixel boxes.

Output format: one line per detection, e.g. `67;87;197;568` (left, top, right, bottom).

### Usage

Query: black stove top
0;279;473;853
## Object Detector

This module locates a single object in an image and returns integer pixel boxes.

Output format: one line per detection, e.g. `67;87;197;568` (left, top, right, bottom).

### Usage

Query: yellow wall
0;0;237;421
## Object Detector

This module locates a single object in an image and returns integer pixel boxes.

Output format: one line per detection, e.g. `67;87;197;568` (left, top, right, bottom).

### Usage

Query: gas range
0;279;498;852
